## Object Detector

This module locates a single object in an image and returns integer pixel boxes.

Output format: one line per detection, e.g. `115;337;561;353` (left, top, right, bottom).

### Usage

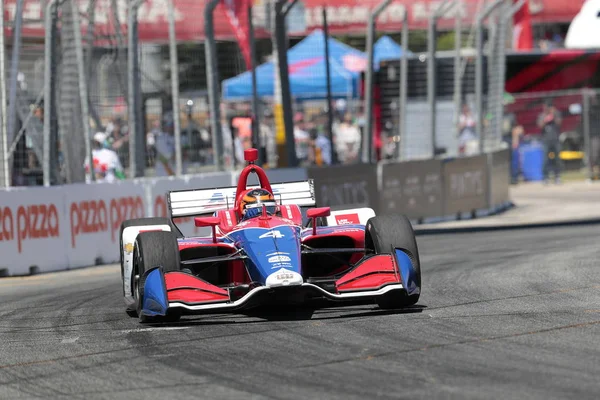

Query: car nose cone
266;268;303;287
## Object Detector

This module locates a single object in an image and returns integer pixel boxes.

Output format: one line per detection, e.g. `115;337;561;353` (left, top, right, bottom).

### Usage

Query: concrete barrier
0;155;509;276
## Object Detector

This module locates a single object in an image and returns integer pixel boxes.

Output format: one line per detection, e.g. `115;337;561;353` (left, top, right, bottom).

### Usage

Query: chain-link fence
3;0;582;188
1;1;47;187
506;89;600;182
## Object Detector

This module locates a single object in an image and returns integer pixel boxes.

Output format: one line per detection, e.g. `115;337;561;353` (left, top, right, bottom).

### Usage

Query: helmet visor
245;201;277;216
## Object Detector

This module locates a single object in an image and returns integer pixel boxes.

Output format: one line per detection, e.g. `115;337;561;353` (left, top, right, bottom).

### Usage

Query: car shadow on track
149;303;426;328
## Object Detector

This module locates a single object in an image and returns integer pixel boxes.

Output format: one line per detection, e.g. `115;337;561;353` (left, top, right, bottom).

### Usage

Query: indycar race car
119;148;421;323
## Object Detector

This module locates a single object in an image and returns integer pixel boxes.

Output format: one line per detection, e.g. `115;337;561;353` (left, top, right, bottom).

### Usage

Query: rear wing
168;180;316;218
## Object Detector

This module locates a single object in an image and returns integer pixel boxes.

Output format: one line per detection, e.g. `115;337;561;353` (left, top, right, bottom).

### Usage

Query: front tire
133;231;181;323
365;215;421;309
120;217;174;299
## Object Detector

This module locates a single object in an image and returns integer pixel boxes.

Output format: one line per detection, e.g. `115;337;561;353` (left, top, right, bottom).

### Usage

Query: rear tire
365;215;421;309
133;231;181;323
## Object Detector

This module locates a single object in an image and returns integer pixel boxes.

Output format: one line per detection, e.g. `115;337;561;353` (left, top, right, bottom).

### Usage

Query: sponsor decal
70;196;144;248
0;203;60;253
271;263;293;269
335;213;360;225
268;255;292;263
259;230;284;239
321;181;370;208
449;170;484;199
124;242;134;254
225;210;233;226
275;271;295;281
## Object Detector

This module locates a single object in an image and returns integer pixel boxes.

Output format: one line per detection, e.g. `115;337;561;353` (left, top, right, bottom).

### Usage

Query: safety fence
0;149;510;277
1;0;519;188
505;89;600;181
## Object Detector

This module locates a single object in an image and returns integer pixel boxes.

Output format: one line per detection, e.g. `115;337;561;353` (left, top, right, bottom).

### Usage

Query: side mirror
307;207;330;235
194;217;220;243
307;207;331;219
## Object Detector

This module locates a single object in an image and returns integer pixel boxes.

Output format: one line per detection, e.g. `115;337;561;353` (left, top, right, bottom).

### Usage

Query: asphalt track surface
1;224;600;399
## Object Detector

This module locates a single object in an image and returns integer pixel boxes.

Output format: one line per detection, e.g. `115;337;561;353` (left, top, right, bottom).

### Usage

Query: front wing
140;250;419;317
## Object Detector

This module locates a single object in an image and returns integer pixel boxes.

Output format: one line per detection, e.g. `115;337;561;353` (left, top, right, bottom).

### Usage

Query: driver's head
239;188;277;219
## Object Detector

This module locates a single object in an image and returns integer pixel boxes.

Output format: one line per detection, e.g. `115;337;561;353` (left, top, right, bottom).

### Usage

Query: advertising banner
0;187;68;275
443;155;488;215
379;159;443;220
308;164;378;212
63;182;147;268
4;0;578;42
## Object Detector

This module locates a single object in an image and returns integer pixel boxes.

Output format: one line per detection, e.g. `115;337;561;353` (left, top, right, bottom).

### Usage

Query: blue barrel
519;143;544;181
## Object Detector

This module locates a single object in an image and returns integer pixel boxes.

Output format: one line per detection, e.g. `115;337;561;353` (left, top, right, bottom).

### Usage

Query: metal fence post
0;0;9;187
582;89;592;180
205;0;224;171
428;0;455;159
498;0;525;148
127;0;137;178
476;0;505;155
248;5;261;162
72;0;94;182
397;10;408;161
43;0;57;187
167;0;182;176
454;0;462;141
322;7;338;165
128;0;145;178
6;0;24;172
276;0;297;167
85;0;102;130
364;0;392;164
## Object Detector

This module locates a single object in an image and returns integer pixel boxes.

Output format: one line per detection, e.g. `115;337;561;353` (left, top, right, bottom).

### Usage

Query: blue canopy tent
373;36;413;70
222;30;366;100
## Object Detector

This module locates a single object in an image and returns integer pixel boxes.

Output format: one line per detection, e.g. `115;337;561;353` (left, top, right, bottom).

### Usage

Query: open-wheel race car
119;148;421;323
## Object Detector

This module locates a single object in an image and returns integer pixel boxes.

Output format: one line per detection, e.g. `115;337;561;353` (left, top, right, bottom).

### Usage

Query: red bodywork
162;150;403;309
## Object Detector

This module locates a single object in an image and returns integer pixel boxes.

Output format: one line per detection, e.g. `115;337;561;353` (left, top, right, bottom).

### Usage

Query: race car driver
239;188;278;220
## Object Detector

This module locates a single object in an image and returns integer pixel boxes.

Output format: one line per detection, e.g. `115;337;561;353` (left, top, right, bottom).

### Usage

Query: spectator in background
294;112;311;165
232;115;253;167
197;119;213;165
146;119;160;167
154;112;177;177
537;99;563;184
307;115;332;166
232;116;252;141
220;112;235;168
260;111;277;168
84;132;125;183
334;113;361;164
313;131;332;166
106;117;129;168
383;133;397;160
458;103;479;156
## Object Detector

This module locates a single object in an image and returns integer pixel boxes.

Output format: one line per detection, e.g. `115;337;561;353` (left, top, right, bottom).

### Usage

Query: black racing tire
365;215;421;309
119;217;173;298
133;230;181;323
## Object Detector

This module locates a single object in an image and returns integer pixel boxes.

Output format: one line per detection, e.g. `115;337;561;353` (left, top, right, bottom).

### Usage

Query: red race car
119;148;421;323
